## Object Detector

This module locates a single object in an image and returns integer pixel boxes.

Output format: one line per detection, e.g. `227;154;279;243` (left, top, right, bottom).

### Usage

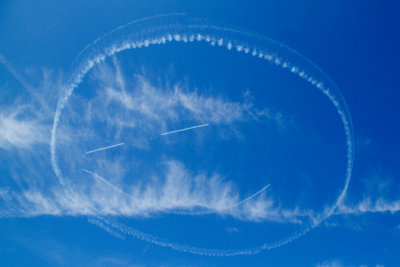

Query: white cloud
0;56;60;150
315;260;344;267
0;158;311;223
0;110;49;150
338;198;400;215
86;58;289;134
337;172;400;215
315;260;384;267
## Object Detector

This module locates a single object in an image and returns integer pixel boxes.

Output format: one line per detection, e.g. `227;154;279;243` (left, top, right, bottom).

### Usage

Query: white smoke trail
81;169;132;199
85;142;124;154
226;184;271;210
93;215;314;256
88;217;125;240
50;14;354;255
160;123;209;136
175;184;271;216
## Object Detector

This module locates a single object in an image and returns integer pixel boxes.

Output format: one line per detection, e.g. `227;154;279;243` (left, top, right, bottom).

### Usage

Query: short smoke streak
226;184;271;210
177;184;271;216
85;142;124;154
160;123;209;136
81;169;132;199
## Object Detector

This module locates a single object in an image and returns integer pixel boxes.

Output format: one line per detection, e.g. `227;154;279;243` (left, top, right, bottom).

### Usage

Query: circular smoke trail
51;14;354;256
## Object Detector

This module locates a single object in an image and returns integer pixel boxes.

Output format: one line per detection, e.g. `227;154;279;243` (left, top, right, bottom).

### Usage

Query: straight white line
81;169;132;199
85;142;124;154
160;123;209;136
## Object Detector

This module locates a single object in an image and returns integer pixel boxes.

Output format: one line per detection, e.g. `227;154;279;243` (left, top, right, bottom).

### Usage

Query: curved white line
174;184;271;216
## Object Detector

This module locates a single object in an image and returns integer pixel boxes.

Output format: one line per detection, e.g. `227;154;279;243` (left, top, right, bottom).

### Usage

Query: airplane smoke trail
50;14;355;255
85;142;124;154
94;215;313;256
160;123;209;136
88;217;125;240
94;216;261;256
225;184;271;210
176;184;271;216
81;169;132;199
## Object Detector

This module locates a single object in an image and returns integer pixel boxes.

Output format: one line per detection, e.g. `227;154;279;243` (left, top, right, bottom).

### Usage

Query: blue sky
0;1;399;266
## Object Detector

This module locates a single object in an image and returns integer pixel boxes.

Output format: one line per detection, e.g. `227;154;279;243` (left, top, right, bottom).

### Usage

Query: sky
0;1;400;266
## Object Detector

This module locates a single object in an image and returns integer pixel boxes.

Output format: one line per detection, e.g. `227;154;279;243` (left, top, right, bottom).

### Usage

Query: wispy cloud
337;172;400;216
1;157;309;223
314;260;384;267
0;110;49;149
0;55;61;150
315;260;344;267
86;58;289;133
338;198;400;215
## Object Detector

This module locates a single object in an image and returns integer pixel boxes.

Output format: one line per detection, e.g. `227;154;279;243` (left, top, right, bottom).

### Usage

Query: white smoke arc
173;183;271;216
51;14;354;255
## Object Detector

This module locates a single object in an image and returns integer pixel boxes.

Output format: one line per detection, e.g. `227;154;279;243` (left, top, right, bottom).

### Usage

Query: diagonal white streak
177;184;271;216
81;169;132;199
160;123;209;136
87;217;125;240
224;184;271;210
85;142;124;154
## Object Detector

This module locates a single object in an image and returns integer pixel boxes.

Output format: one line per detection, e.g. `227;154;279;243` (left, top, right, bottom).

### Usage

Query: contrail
94;215;312;256
81;169;132;199
176;184;271;216
225;184;271;210
85;142;124;154
88;217;125;240
160;123;209;136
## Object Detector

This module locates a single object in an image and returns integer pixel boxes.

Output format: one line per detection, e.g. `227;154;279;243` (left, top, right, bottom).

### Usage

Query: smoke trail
226;184;271;210
81;169;132;199
160;123;209;136
85;142;124;154
51;14;354;255
93;216;262;256
88;217;125;240
175;184;271;216
94;215;314;256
